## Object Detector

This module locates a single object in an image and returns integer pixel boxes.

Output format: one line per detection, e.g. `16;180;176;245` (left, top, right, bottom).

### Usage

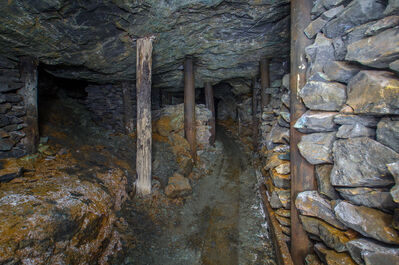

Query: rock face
0;1;290;89
298;132;336;165
323;61;360;83
346;71;399;115
296;191;345;229
331;138;399;187
346;27;399;68
334;201;399;245
0;168;127;265
377;118;399;153
347;238;399;265
336;187;397;211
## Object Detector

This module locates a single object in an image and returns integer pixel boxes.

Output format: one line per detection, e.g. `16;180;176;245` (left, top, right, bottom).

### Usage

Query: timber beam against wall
184;57;197;160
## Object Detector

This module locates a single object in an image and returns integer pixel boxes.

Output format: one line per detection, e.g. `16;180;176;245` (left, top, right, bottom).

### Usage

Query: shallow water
117;127;276;265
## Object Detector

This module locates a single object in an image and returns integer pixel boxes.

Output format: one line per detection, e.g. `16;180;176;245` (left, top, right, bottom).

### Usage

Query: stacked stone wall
0;57;28;158
286;0;399;264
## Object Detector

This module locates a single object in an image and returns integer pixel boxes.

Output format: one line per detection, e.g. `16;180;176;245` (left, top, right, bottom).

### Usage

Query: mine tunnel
0;0;399;265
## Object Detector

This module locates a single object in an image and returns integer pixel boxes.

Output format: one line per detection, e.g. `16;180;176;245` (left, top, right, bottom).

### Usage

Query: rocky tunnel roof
0;0;290;91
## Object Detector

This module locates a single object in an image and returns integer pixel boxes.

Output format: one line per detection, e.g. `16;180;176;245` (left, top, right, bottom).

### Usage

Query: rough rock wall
0;57;28;158
289;0;399;264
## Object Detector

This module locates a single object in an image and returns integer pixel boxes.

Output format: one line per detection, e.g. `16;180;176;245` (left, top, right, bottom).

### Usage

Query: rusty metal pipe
290;0;316;264
184;57;196;160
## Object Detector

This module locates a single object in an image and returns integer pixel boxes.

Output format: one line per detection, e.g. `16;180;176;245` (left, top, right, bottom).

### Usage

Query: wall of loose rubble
264;0;399;264
0;57;28;159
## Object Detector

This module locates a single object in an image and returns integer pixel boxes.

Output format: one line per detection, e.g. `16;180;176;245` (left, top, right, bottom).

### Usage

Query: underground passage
0;0;399;264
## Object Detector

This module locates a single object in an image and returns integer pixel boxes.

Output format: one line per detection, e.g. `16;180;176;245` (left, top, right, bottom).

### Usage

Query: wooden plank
184;57;196;160
122;81;135;134
205;82;216;145
136;37;154;196
19;56;39;154
290;1;316;264
260;184;294;265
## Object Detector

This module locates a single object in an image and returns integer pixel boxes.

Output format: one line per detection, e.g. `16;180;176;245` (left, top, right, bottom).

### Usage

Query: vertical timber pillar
205;82;216;145
252;77;258;151
19;56;39;154
184;57;196;160
122;81;135;134
260;58;270;110
290;0;316;264
136;37;154;196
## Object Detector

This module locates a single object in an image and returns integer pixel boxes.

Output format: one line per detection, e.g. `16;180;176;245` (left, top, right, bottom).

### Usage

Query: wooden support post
184;57;196;160
136;37;154;196
290;0;316;264
260;58;270;110
205;82;216;145
252;77;258;151
122;81;135;134
19;56;39;154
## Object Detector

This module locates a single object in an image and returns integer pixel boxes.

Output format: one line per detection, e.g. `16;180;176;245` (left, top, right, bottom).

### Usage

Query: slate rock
323;61;360;84
331;138;399;187
270;169;290;189
393;208;399;230
305;34;336;75
391;59;399;73
347;238;399;265
323;0;386;38
300;215;356;252
300;78;346;111
333;114;379;127
296;190;345;229
305;16;328;39
346;27;399;69
385;0;399;15
334;201;399;245
316;164;339;200
282;74;290;90
265;152;285;171
270;189;290;209
364;15;399;36
377;118;399;153
336;123;375;139
346;71;399;115
276;208;290;218
275;162;290;175
388;162;399;203
276;214;290;227
298;132;336;165
314;243;357;265
336;187;397;211
305;254;323;265
266;122;289;150
294;111;337;133
0;138;14;151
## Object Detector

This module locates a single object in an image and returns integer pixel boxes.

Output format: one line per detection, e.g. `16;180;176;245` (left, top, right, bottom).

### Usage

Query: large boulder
331;138;399;187
346;27;399;68
305;34;336;75
334;201;399;245
377;118;399;153
298;132;336;165
347;238;399;265
296;191;345;229
294;111;337;133
346;71;399;115
336;187;397;211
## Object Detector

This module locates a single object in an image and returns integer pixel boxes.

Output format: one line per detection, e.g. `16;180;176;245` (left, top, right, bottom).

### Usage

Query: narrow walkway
120;127;276;265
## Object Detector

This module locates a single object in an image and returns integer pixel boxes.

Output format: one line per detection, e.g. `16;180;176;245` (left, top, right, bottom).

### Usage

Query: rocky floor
117;126;276;265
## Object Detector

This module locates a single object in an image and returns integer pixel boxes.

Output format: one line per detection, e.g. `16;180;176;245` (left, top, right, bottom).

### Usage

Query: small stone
0;138;14;151
282;74;290;90
265;122;289;150
388;162;399;203
305;254;322;265
322;0;386;38
265;152;285;171
280;111;290;123
346;71;399;115
336;123;375;139
347;238;399;265
346;27;399;69
298;132;336;165
277;115;290;128
281;93;290;109
315;164;339;200
377;118;399;153
331;138;399;187
390;59;399;73
305;16;328;39
164;173;192;198
393;208;399;230
275;162;290;175
364;15;399;36
339;105;354;114
276;214;290;227
294;111;337;133
336;187;397;211
334;201;399;245
333;114;379;127
300;77;346;111
270;189;290;209
276;208;290;218
280;223;290;236
300;215;355;252
296;190;345;229
270;169;290;189
321;5;345;20
0;103;12;114
323;61;360;83
314;243;357;265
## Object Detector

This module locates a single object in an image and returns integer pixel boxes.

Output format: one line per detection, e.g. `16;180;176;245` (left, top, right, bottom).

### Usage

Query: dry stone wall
0;57;28;159
292;0;399;264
